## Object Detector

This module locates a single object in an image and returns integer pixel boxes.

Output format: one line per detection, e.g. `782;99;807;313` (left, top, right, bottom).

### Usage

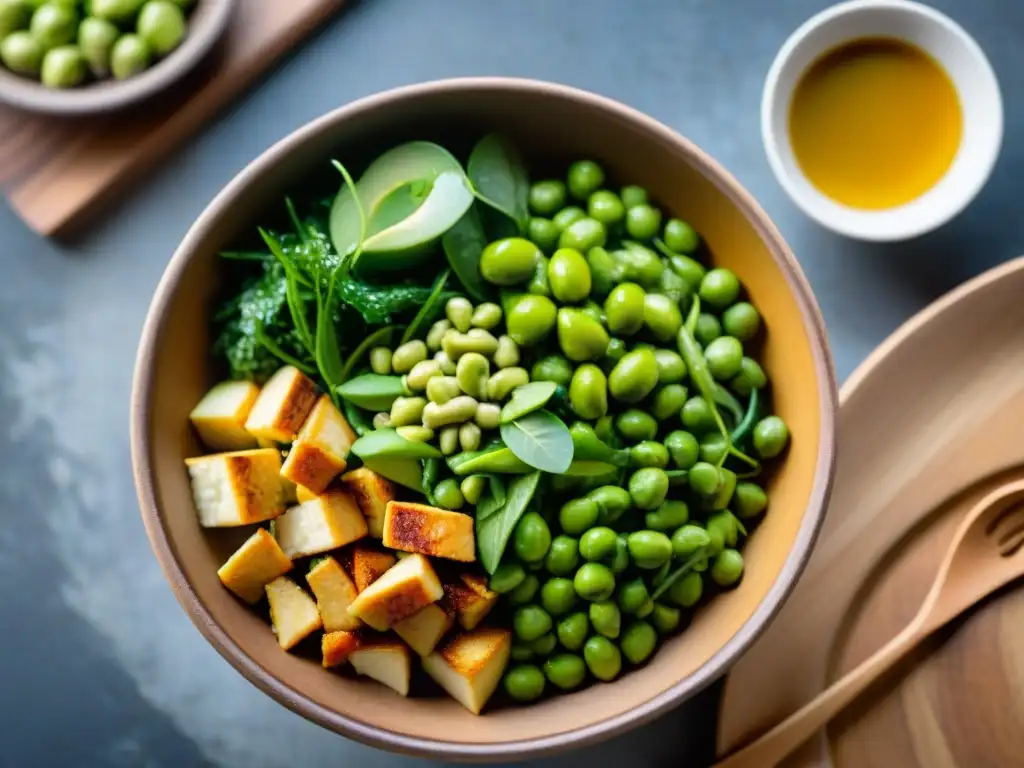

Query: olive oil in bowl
788;37;962;210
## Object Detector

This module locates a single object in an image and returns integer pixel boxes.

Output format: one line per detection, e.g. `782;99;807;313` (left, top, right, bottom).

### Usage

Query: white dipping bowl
762;0;1002;241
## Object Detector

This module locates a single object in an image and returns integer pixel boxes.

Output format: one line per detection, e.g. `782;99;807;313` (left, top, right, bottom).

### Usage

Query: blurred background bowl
130;77;838;761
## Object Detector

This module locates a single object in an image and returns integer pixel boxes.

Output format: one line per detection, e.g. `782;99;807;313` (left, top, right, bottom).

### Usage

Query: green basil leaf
351;428;442;460
441;204;492;302
499;381;558;424
336;373;407;411
477;471;541;574
499;410;573;474
467;134;530;234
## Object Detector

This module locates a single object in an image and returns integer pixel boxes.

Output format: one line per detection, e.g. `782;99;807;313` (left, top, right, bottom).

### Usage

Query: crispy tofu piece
280;396;357;494
341;467;395;539
217;528;293;604
346;545;397;592
445;573;499;631
322;630;361;668
244;366;318;443
350;638;411;696
393;603;454;657
295;484;318;504
189;381;260;451
423;628;512;715
266;577;322;651
185;449;284;527
347;553;443;631
280;441;346;497
382;501;476;562
306;556;361;631
274;489;368;559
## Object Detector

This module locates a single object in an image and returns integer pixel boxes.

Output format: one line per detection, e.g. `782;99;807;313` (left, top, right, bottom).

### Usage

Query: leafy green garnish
476;471;541;574
340;325;403;384
467;134;530;234
401;268;451;345
442;204;492;302
650;547;709;602
499;410;574;474
337;279;455;325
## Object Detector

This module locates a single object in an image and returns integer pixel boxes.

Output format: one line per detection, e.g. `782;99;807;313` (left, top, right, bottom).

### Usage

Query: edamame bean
40;44;84;88
630;441;670;469
552;205;586;230
557;307;609;362
110;32;149;79
711;549;744;587
434;478;465;510
78;16;118;75
0;0;29;39
545;535;579;576
645;500;689;531
604;282;646;336
530;632;557;656
505;294;557;346
439;426;459;455
446;297;473;332
671;524;712;558
389;396;427;427
588;189;626;228
559;216;607;252
528;218;560;254
369;347;392;375
513;605;552;642
493;335;520;369
531;354;573;387
559;497;599;535
704;336;743;381
722;301;761;341
627;530;673;569
732;358;768;398
470;302;502;330
668;254;707;289
556;611;589;651
617;578;650;615
543;654;587;690
474;402;500;430
700;433;729;465
443;329;500;360
372;412;390;430
406;359;442;390
665;430;700;469
0;31;43;75
31;2;77;50
643;293;683;341
586;246;623;297
628;467;669;510
426;319;451;351
434;350;456;375
734;482;768;519
652;603;682;634
486;366;530;401
530;179;567;215
663;218;700;254
608;534;630;575
654;349;686;384
548;247;592;303
515;512;552;563
480;237;542;286
706;510;739;555
460;475;487;506
616;409;658;442
587;486;632;525
426;376;460;405
567;160;605;200
590;600;621;639
699;267;741;310
626;203;662;240
688;462;721;496
579;526;617;561
609;348;659;403
395;425;434;443
620;185;648;208
455;352;489;399
694;313;723;347
392;340;428;374
584;635;622;681
659;267;690;304
621;621;658;664
574;562;616;601
569;364;608;420
509;574;540;605
459;422;482;452
753;415;790;458
421;395;479;429
651;384;688;422
681;396;717;434
603;338;627;368
504;664;546;702
669;571;703;608
540;577;578;616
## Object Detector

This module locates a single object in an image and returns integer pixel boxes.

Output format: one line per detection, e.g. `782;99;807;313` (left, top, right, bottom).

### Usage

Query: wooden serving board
717;257;1024;768
0;0;345;238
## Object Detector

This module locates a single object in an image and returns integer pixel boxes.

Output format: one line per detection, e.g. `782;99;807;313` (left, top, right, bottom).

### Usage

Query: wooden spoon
714;478;1024;768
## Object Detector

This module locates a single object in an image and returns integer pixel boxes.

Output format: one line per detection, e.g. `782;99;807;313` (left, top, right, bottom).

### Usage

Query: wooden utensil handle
714;620;925;768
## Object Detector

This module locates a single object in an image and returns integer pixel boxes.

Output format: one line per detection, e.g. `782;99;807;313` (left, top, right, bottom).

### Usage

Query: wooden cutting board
717;257;1024;768
0;0;345;238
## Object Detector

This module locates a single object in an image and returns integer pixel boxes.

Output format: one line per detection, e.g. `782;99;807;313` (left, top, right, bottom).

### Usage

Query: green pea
545;535;580;576
609;348;659;404
620;621;658;664
625;204;662;241
530;632;557;656
722;301;761;342
734;482;768;519
700;432;729;465
0;29;42;74
569;364;608;420
753;415;790;458
616;409;658;443
731;357;767;396
710;467;737;511
77;16;118;75
587;485;633;525
630;441;669;469
0;0;29;38
557;308;609;362
694;313;723;347
574;562;616;601
586;246;623;297
651;384;688;422
604;282;646;336
627;530;673;569
681;396;717;434
556;611;589;651
489;562;526;594
603;337;627;369
531;354;573;387
688;462;721;497
552;205;586;231
30;2;76;50
529;179;567;215
615;243;664;287
536;577;576;617
543;653;587;690
617;578;650;615
559;216;607;252
665;430;700;469
525;255;551;297
636;597;655;618
504;664;546;702
654;349;686;384
704;336;744;380
137;0;186;56
712;548;745;587
671;524;712;558
434;478;465;510
608;533;630;574
652;603;682;634
511;645;534;662
515;512;552;563
643;294;683;342
663;218;701;254
513;605;552;642
699;268;741;310
547;247;592;303
567;160;605;200
480;237;541;286
588;189;625;228
620;185;648;208
589;600;621;639
528;218;561;254
559;497;599;535
92;0;143;22
645;500;689;531
505;294;557;346
706;510;739;555
110;34;151;80
669;571;704;607
628;467;669;510
579;526;617;561
509;574;540;605
39;43;84;87
584;636;622;682
668;254;707;289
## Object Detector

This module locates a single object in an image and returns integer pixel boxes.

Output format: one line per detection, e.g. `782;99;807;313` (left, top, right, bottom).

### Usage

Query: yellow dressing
789;37;962;210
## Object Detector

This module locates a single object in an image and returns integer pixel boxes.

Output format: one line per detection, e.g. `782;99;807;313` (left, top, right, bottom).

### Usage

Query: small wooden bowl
130;78;838;761
0;0;235;115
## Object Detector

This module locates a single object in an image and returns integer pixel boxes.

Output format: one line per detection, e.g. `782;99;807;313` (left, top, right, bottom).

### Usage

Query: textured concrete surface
1;0;1021;765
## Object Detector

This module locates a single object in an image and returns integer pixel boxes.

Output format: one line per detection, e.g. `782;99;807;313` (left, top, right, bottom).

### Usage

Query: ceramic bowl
130;77;837;761
762;0;1002;241
0;0;235;115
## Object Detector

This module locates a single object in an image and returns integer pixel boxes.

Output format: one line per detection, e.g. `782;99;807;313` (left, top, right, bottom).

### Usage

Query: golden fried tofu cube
280;396;358;494
217;528;293;604
423;628;512;715
322;630;361;668
394;603;454;657
347;553;443;631
280;441;345;497
445;573;499;631
306;556;361;632
347;545;397;592
350;638;411;696
185;449;284;527
266;577;322;651
274;489;368;559
341;467;395;538
244;366;318;443
189;381;260;451
382;501;476;562
295;484;318;504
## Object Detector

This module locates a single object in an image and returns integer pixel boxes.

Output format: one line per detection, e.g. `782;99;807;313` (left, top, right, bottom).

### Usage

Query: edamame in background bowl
0;0;234;114
131;78;838;760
